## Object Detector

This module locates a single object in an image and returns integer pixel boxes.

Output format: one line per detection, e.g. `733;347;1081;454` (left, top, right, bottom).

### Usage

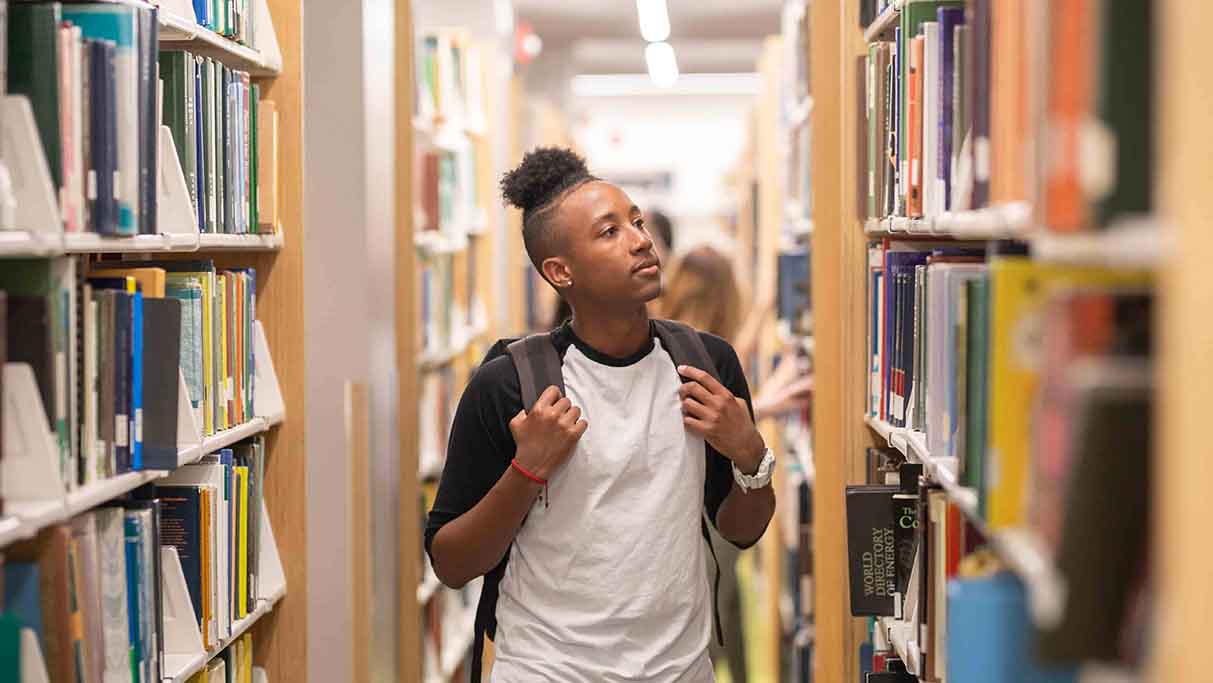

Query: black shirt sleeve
699;331;759;549
422;350;523;559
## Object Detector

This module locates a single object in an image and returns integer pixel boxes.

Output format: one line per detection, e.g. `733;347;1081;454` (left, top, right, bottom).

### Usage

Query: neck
569;304;651;358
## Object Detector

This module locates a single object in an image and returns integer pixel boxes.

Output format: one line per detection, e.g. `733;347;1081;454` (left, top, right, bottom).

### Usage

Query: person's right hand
509;385;588;481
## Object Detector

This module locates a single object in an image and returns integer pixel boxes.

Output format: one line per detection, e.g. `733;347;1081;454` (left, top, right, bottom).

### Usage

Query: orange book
991;0;1030;203
1043;0;1093;232
907;36;925;217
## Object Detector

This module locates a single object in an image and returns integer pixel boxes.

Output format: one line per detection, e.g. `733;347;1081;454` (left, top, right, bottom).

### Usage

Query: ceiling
513;0;783;74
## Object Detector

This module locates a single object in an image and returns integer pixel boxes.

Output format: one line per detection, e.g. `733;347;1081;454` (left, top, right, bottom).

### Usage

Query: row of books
10;2;161;235
185;631;255;683
3;496;167;682
418;252;457;357
158;438;265;652
860;1;1152;231
866;242;1151;528
417;146;480;242
188;0;259;48
850;441;1149;680
415;30;484;130
859;0;898;27
161;50;279;236
6;2;279;238
418;366;456;479
0;258;258;498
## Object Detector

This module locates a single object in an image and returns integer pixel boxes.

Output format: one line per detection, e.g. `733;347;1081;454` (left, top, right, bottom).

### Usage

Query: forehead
561;181;637;222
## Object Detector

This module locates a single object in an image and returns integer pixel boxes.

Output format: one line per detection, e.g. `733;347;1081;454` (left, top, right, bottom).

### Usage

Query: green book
898;1;964;164
249;84;260;234
159;52;198;215
1095;0;1152;226
963;276;989;515
8;2;63;188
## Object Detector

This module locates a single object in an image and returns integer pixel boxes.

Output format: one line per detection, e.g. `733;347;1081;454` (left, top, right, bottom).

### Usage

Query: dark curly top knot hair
500;146;597;217
502;147;599;273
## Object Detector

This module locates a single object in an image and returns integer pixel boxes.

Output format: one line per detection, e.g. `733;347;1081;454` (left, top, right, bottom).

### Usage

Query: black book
156;486;203;628
140;298;182;470
0;291;5;516
5;295;55;429
846;485;899;616
892;489;918;608
8;2;62;187
1038;374;1151;663
89;38;119;235
867;673;917;682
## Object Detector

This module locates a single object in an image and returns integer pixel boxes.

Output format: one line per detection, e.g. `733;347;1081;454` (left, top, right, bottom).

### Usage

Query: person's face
543;181;662;308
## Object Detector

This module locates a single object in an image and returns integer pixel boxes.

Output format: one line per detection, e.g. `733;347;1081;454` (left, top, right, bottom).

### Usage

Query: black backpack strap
652;319;721;383
655;319;727;647
507;332;565;410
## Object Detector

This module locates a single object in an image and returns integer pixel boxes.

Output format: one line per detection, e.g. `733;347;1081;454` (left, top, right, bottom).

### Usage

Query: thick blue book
193;0;209;28
947;573;1077;683
157;486;203;628
2;562;44;643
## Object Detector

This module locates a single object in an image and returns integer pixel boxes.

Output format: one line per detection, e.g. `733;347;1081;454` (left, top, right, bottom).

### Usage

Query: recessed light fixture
645;41;680;88
636;0;671;42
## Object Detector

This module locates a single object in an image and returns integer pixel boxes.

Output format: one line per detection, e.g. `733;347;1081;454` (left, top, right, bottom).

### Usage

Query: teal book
3;563;44;643
167;280;205;420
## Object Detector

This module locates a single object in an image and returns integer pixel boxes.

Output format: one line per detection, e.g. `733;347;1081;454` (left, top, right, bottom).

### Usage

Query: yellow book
985;258;1151;528
236;465;249;617
199;486;213;648
187;669;207;683
89;267;166;298
242;633;253;683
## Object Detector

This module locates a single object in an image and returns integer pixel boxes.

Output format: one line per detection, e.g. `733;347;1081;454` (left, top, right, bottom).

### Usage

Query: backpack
469;318;726;681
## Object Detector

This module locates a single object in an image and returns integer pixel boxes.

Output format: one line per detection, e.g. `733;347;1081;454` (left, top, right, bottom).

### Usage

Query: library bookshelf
804;0;1192;682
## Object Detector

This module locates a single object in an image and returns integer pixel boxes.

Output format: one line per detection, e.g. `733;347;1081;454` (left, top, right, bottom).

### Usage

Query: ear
542;256;574;291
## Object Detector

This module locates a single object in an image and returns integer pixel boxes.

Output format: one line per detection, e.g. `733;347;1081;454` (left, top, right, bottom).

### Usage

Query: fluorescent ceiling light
645;41;679;88
636;0;671;42
571;72;761;97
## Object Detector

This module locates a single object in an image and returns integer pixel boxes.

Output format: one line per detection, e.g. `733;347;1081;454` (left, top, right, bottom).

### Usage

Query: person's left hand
678;365;766;474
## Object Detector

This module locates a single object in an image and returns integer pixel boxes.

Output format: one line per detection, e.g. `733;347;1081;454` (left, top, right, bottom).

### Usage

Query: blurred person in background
659;244;814;683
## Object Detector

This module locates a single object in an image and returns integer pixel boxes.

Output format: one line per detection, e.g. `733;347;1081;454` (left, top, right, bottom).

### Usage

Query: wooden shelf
0;418;276;550
156;4;282;76
863;202;1032;240
863;1;902;43
0;231;283;256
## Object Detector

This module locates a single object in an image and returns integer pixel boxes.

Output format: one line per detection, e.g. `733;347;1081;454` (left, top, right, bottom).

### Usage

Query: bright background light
645;41;680;88
636;0;671;42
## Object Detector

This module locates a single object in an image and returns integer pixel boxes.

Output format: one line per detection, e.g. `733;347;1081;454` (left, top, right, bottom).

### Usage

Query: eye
602;226;618;237
633;218;647;231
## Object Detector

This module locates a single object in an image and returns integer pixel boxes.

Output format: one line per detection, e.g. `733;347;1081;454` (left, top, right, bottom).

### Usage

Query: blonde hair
660;246;743;342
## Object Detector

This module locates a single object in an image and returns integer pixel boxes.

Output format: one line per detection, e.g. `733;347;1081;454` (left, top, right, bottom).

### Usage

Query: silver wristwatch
732;448;776;492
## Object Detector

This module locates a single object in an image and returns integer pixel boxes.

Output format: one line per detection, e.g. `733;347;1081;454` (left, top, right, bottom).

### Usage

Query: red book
907;36;925;217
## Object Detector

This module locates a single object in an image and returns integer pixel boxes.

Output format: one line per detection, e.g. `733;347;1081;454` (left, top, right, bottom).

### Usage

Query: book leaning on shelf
4;3;279;237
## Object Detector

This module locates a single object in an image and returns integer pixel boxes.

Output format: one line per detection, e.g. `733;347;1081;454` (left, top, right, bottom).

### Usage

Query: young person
424;148;776;681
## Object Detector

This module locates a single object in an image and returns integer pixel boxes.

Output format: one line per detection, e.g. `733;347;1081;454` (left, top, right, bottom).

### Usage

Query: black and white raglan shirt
424;320;754;682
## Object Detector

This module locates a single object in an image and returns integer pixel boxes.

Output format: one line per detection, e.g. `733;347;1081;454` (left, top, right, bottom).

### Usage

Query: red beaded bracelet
511;459;549;508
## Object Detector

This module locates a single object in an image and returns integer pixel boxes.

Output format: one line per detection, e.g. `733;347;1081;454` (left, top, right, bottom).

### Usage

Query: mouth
633;259;661;276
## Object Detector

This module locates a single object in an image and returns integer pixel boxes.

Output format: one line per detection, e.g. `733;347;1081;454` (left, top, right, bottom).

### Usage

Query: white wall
571;93;751;251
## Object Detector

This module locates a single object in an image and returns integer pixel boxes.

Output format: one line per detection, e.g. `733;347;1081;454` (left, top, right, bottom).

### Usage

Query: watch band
733;448;775;492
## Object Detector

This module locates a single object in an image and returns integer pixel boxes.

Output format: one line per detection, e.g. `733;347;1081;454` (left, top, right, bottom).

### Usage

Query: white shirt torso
491;339;715;682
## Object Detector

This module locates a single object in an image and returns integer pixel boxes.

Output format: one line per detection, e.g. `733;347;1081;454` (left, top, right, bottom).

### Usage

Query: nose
629;224;654;253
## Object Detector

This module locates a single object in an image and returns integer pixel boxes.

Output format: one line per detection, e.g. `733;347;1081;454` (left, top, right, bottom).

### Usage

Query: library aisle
0;0;1207;682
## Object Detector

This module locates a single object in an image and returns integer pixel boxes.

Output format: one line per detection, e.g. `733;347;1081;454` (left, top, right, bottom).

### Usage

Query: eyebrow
592;205;642;227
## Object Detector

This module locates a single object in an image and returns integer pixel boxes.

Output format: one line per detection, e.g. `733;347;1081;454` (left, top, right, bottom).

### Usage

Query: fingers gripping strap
507;333;565;409
652;319;720;381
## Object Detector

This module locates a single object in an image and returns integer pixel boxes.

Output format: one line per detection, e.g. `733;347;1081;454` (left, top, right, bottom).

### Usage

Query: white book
924;263;986;460
95;507;134;683
71;513;106;683
922;22;940;219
